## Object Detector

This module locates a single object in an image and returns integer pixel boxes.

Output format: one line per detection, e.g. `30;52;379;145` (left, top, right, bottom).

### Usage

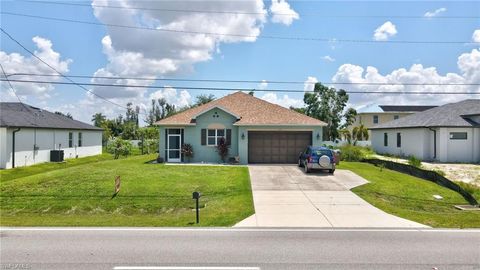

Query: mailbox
192;191;201;199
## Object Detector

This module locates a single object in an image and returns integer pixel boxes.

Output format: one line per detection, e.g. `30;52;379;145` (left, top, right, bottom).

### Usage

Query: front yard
339;162;480;228
0;154;254;226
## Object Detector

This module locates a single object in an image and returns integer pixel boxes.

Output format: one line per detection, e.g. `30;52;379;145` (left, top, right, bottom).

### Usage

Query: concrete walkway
235;165;428;228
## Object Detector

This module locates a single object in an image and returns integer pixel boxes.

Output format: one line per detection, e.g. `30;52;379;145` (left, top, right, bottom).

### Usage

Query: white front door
167;132;182;162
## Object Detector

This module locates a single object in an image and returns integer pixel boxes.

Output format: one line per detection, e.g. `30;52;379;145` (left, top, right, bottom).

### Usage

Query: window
78;132;83;147
450;132;467;140
396;132;401;148
68;132;73;147
384;133;388;147
394;115;399;120
373;115;379;124
207;129;225;146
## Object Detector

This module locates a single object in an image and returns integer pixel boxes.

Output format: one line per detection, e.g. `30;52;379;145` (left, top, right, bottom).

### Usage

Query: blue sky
1;0;479;124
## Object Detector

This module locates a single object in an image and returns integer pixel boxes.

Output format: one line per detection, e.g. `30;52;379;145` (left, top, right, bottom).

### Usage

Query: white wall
0;128;102;169
441;127;480;163
371;128;430;159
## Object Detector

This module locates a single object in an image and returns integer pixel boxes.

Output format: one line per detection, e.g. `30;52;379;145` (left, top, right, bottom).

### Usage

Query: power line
1;12;476;44
18;0;480;19
3;79;479;95
4;73;480;86
0;64;26;104
0;27;135;113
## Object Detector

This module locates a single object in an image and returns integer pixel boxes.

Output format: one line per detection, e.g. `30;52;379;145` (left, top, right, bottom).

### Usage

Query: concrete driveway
235;165;427;228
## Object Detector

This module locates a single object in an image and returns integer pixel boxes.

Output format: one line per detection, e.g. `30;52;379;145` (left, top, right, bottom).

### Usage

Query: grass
0;154;254;226
338;162;480;228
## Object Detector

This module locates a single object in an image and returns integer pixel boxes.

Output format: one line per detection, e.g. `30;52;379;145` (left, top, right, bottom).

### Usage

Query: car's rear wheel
304;162;309;173
329;169;335;174
298;159;302;167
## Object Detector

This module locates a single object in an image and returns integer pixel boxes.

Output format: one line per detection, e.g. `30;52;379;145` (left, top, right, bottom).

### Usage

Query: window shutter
201;129;206;145
226;129;232;145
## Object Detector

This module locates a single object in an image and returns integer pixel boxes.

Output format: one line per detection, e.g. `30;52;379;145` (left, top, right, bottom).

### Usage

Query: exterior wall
159;108;239;163
371;128;430;160
0;128;102;169
351;112;412;137
372;127;480;163
237;125;323;165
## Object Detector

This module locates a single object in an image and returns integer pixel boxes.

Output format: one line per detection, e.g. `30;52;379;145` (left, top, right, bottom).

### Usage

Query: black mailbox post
192;191;201;224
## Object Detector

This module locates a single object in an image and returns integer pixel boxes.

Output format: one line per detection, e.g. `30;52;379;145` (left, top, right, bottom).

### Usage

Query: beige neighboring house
351;104;437;137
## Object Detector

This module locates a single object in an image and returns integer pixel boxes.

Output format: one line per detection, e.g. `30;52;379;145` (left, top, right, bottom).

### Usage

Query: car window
313;150;332;156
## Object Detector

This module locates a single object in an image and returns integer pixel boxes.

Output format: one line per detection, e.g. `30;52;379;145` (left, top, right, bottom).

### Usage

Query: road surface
1;228;479;270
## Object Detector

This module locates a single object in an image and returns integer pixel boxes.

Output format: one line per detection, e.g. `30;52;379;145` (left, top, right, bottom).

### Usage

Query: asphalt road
1;228;479;270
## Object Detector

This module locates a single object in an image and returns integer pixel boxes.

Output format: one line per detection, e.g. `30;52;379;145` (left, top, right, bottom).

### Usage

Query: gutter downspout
428;127;436;160
12;128;21;168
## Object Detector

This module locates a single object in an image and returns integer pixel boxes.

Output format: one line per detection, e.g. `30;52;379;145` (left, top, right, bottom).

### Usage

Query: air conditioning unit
50;150;64;162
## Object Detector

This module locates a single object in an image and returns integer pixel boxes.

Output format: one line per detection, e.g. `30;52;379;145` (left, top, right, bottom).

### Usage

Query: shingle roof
379;105;438;112
155;91;326;126
0;102;102;130
370;99;480;129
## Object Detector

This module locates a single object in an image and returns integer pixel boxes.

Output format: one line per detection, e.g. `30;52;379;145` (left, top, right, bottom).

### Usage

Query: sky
1;0;479;125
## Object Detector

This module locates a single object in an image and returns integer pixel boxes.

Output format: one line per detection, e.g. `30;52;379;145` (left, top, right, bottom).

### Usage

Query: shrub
106;137;132;159
181;143;194;162
339;145;366;161
216;137;229;162
407;155;422;168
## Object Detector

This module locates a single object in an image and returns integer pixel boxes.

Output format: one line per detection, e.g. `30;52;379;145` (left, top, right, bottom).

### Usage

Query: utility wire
0;27;135;113
4;73;480;86
0;63;26;104
3;79;479;95
1;12;476;44
18;0;480;19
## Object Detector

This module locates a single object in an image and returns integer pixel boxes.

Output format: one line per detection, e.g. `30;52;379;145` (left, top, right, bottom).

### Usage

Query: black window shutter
226;129;232;145
201;129;206;145
164;129;168;161
181;129;184;162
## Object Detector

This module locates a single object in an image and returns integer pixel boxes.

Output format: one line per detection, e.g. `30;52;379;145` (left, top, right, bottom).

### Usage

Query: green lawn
338;162;480;228
0;154;254;226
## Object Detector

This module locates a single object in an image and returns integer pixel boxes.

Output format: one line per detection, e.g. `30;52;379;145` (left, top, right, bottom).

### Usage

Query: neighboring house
0;102;103;169
370;99;480;163
155;91;326;164
351;104;437;137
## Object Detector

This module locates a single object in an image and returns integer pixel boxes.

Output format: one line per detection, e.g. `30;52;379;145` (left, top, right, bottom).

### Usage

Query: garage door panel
248;131;312;164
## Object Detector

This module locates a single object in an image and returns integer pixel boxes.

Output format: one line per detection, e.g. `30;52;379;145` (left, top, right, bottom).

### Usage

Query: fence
364;158;478;206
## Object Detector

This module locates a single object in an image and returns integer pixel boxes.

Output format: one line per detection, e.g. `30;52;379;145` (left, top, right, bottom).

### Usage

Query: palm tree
91;113;106;127
339;129;352;145
352;124;369;145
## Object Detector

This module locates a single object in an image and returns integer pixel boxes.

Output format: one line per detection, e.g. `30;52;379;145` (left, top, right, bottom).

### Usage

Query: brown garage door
248;131;312;163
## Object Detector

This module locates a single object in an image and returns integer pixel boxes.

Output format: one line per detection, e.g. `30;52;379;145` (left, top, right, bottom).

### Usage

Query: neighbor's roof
0;102;102;130
357;104;436;113
155;91;326;126
370;99;480;129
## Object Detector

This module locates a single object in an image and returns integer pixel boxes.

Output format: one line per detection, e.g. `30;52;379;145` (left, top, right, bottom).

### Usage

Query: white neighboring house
0;102;103;169
370;99;480;163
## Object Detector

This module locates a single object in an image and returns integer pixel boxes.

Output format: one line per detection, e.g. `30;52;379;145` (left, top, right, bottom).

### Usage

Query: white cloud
261;92;303;108
322;55;335;62
149;87;192;108
304;76;318;92
0;36;71;99
424;7;447;18
258;80;268;90
269;0;299;26
331;49;480;106
472;29;480;43
90;0;267;98
373;21;397;41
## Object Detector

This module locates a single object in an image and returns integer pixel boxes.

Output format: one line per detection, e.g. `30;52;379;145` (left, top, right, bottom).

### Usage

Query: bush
407;155;422;168
181;143;194;162
106;137;133;159
339;145;369;161
216;138;229;162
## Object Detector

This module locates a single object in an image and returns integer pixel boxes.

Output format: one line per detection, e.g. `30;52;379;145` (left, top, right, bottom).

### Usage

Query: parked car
298;146;336;174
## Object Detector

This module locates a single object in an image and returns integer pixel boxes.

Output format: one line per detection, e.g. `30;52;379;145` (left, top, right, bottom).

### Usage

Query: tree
339;129;352;145
91;113;106;127
352;124;369;145
194;94;215;106
55;111;73;119
216;137;229;162
297;82;354;141
342;108;357;129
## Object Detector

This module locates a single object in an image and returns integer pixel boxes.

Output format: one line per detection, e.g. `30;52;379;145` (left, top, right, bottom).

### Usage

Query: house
370;99;480;163
155;91;326;164
350;104;437;137
0;102;103;169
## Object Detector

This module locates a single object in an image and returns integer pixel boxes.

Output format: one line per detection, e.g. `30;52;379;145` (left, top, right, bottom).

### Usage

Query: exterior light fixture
316;133;320;140
241;133;245;140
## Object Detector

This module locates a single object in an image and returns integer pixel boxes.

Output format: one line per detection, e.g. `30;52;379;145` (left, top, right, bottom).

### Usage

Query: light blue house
155;92;326;164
